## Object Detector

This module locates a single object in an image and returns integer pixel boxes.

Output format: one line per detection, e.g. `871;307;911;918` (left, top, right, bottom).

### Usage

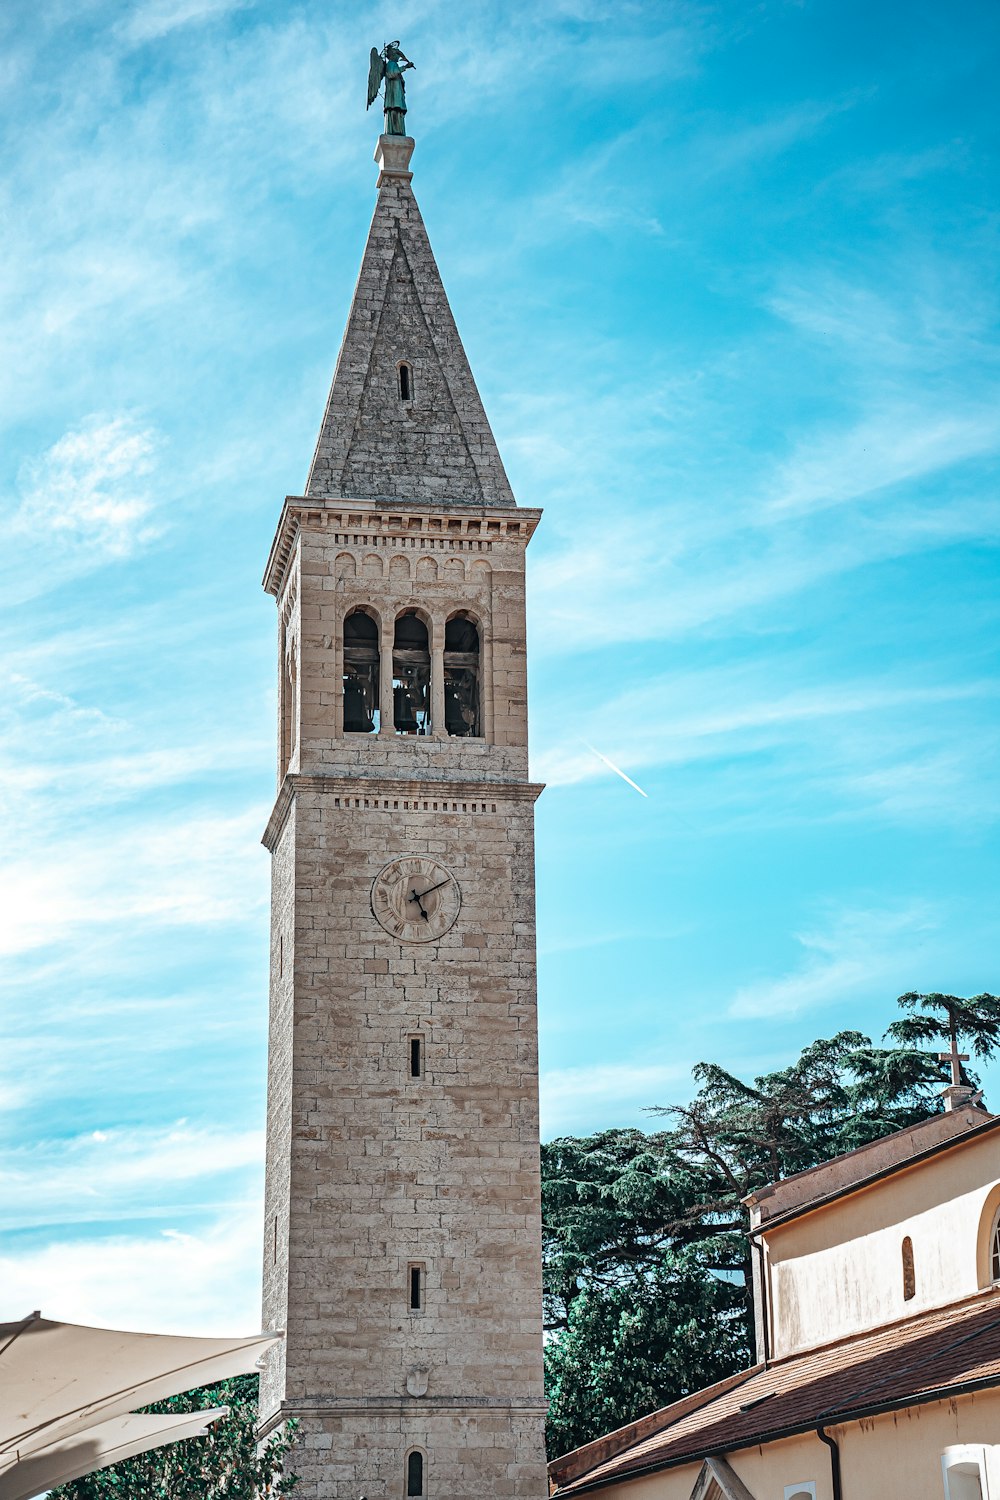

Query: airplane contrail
585;744;649;798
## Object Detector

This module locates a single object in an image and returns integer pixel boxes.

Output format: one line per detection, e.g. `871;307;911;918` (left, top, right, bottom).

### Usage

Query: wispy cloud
5;417;162;589
0;806;268;957
541;1059;692;1137
2;1122;263;1231
766;404;1000;517
117;0;254;45
0;1214;263;1335
534;668;998;832
728;903;940;1020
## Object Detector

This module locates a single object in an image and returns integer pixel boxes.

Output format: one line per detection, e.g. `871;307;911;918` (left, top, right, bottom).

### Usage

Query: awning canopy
0;1406;229;1500
0;1313;282;1500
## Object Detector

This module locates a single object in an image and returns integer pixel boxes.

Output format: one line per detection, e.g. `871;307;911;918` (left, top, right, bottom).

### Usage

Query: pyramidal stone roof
305;136;515;508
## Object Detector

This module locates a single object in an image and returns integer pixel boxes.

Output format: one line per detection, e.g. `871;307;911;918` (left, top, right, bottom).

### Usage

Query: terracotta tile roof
744;1105;997;1226
550;1292;1000;1494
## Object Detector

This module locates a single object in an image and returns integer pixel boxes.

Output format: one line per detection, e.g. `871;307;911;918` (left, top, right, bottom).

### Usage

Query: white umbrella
0;1406;229;1500
0;1312;282;1498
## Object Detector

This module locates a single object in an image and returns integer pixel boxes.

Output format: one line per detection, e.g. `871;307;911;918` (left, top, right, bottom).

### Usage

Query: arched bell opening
393;610;431;735
343;608;380;734
444;612;481;738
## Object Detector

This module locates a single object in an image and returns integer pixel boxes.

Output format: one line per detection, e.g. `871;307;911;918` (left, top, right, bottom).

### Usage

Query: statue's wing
366;48;384;109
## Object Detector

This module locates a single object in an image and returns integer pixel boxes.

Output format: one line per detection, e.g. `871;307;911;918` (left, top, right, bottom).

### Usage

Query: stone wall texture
305;148;515;509
260;142;548;1496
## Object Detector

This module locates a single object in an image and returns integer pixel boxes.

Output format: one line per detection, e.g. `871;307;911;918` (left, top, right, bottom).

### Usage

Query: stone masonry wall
261;783;548;1498
293;508;532;776
306;167;515;508
260;507;548;1496
261;812;295;1420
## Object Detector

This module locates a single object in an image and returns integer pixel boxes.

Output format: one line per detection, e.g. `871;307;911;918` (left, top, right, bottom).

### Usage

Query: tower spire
305;132;515;507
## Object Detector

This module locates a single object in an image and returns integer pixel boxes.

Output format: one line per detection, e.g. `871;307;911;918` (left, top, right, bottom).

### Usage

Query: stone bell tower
257;127;548;1499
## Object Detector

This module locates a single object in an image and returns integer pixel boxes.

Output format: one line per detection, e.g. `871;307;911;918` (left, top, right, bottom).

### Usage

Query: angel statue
367;41;415;137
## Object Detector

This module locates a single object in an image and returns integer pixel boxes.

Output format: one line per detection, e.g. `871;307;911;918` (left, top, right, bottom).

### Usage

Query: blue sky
1;0;998;1334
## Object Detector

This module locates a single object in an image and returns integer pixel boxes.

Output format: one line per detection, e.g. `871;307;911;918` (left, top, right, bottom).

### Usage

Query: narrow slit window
393;612;431;735
398;362;413;402
902;1235;916;1300
444;613;481;737
409;1035;424;1079
281;637;298;770
406;1449;424;1497
343;609;380;733
408;1263;424;1311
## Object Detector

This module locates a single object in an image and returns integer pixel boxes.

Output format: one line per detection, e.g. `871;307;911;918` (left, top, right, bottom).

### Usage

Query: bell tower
258;126;548;1499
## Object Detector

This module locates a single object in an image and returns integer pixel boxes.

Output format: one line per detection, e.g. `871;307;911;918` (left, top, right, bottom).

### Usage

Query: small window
409;1035;424;1079
405;1448;425;1497
902;1235;916;1300
991;1211;1000;1284
343;609;380;733
398;362;413;403
443;613;481;737
408;1262;424;1311
942;1447;990;1500
281;636;298;770
393;612;431;735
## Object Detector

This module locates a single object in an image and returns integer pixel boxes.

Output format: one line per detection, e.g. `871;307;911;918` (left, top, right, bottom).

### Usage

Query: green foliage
541;1017;955;1457
544;1245;746;1460
885;991;1000;1066
48;1374;298;1500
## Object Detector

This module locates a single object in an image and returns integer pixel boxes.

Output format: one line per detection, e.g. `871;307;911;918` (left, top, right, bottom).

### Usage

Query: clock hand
407;887;430;920
416;877;451;899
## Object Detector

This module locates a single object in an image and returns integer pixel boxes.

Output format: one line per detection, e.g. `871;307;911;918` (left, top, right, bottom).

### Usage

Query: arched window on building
902;1236;916;1300
991;1210;1000;1285
942;1448;989;1500
398;361;413;403
405;1448;426;1498
393;611;431;734
343;609;380;734
443;613;481;737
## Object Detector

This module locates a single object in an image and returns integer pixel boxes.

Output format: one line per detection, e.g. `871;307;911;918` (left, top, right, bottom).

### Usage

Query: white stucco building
549;1102;1000;1500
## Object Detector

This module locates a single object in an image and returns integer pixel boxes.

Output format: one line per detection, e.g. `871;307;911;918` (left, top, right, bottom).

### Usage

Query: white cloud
540;1059;691;1137
533;671;993;790
1;1123;264;1230
728;903;940;1020
0;1214;263;1335
117;0;253;44
767;404;1000;517
0;805;268;956
7;416;161;570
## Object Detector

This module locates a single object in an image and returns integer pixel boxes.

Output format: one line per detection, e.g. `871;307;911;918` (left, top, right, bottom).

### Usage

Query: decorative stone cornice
262;496;542;597
262;771;545;850
256;1393;548;1441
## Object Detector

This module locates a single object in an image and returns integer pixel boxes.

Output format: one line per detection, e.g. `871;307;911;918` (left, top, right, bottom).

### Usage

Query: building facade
548;1105;1000;1500
257;133;548;1498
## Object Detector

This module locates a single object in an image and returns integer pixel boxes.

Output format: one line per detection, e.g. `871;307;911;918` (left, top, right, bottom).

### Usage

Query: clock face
371;856;461;943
